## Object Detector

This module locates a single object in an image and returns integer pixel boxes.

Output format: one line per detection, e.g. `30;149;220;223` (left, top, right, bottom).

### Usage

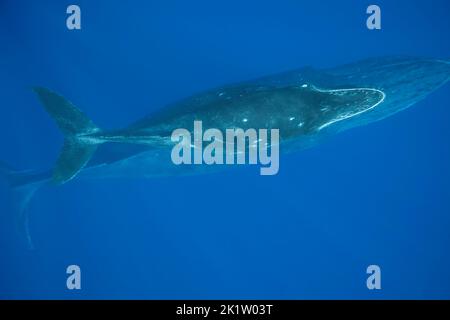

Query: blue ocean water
0;0;449;299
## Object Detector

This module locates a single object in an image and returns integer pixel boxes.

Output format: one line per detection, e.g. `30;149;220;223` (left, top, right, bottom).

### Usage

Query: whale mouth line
316;87;386;131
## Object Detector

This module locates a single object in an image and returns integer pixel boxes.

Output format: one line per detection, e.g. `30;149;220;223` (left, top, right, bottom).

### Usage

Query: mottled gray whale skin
1;56;449;246
7;55;450;184
61;56;450;180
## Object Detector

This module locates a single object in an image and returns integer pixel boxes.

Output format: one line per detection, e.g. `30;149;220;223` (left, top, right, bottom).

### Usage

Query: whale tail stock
33;87;101;185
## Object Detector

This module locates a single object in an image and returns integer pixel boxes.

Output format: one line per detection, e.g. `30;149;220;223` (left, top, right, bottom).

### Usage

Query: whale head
280;85;386;133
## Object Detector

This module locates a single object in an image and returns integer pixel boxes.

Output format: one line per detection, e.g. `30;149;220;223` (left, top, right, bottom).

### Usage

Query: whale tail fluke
33;87;101;184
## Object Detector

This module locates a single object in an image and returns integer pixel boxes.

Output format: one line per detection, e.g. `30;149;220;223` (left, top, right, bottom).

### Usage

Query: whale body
1;56;449;246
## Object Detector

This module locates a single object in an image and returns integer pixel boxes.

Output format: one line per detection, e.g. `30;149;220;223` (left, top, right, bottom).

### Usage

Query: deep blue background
0;0;449;299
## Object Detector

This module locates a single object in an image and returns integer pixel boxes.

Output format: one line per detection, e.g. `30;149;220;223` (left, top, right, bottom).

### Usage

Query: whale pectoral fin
33;87;102;184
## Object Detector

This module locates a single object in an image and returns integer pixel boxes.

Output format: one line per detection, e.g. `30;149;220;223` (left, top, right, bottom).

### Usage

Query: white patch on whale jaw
317;87;386;131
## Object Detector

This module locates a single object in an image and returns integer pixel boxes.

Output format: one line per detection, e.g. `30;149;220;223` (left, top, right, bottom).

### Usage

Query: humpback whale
1;56;449;247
